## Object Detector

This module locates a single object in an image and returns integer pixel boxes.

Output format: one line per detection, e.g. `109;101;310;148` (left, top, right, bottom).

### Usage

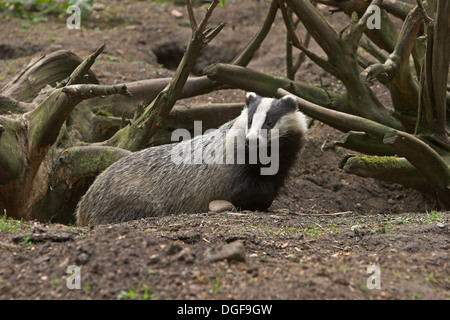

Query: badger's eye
266;120;273;127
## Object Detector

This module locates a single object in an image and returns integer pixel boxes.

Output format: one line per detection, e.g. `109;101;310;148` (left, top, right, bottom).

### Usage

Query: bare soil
0;0;449;301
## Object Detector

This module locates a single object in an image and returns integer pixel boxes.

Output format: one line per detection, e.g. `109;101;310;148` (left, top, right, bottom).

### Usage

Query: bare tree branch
346;0;383;53
285;0;343;62
207;63;349;113
63;44;105;87
105;0;225;151
279;0;340;78
1;50;98;103
335;131;397;156
0;95;34;114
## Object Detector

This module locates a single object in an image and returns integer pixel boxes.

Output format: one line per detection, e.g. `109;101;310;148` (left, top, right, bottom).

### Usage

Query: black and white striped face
244;92;307;145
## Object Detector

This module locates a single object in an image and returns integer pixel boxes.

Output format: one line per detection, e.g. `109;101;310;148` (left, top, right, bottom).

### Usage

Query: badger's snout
245;130;269;150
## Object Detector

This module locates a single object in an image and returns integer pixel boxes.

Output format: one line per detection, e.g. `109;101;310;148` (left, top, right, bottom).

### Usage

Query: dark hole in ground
152;42;185;71
0;43;42;59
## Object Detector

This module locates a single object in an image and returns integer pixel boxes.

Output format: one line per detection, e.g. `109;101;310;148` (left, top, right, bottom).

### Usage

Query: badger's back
76;123;233;226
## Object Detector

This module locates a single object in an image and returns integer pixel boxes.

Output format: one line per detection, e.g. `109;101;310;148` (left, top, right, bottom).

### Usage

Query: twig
231;0;279;66
360;5;422;85
416;0;434;25
186;0;197;31
359;39;390;63
279;0;340;78
106;0;225;151
62;84;132;102
346;0;383;53
294;211;353;216
63;44;105;87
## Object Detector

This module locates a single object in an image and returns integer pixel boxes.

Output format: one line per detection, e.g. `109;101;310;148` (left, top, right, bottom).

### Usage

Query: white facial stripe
225;107;248;154
247;98;272;138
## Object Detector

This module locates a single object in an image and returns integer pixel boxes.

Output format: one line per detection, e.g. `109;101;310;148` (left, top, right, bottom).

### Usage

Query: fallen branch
1;50;98;102
335;131;397;156
339;154;431;194
383;130;450;195
206;63;348;113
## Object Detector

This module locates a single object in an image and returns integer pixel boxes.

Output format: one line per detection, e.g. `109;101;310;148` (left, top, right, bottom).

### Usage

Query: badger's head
225;92;307;172
243;92;307;149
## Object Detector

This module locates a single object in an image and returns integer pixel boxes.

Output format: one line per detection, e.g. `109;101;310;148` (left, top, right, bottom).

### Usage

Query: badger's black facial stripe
246;94;261;129
261;98;297;130
246;94;299;131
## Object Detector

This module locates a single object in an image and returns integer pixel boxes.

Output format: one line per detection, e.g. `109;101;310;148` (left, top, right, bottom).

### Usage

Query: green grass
0;213;23;233
117;268;155;300
207;274;222;295
118;282;152;300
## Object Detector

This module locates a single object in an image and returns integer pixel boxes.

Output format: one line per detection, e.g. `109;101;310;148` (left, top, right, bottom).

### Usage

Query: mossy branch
345;0;383;54
207;63;349;112
335;131;397;156
57;146;132;178
340;155;431;194
0;117;24;184
0;95;34;115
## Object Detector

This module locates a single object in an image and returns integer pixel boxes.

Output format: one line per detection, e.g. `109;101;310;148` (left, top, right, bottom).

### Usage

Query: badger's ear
280;95;298;111
245;92;258;107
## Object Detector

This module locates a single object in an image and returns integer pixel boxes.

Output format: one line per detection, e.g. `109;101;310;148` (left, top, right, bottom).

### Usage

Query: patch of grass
358;282;367;292
21;235;31;246
411;293;422;300
0;213;23;233
207;274;222;295
337;264;354;273
117;271;154;300
0;0;92;22
423;210;446;224
83;278;91;294
425;272;437;284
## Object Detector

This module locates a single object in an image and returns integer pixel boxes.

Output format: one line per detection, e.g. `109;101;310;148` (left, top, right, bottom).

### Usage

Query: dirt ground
0;0;449;301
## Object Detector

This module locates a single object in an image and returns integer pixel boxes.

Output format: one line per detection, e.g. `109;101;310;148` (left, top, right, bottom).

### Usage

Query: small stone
437;223;445;228
171;9;184;19
92;3;105;10
33;256;50;265
206;240;246;263
147;254;160;265
76;253;89;265
209;200;235;213
173;247;195;264
166;243;182;255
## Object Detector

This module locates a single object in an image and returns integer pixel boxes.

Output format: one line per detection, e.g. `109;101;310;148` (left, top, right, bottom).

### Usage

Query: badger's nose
245;132;258;147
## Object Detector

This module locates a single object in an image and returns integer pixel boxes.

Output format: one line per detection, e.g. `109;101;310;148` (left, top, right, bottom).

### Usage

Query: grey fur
76;94;307;226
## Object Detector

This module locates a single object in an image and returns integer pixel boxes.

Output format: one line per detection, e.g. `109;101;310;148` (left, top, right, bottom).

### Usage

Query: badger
76;93;308;226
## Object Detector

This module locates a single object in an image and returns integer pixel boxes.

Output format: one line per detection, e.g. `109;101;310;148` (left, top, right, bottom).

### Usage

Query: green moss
64;146;130;177
349;156;401;169
95;109;114;117
0;120;23;183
